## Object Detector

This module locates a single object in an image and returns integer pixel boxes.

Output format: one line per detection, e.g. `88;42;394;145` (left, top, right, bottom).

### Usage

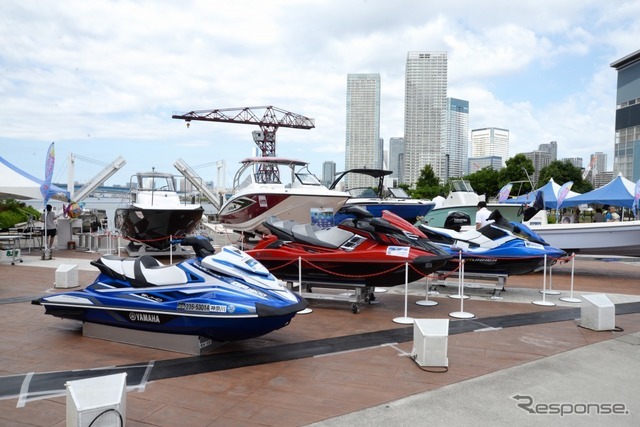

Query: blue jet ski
412;210;567;275
32;236;307;341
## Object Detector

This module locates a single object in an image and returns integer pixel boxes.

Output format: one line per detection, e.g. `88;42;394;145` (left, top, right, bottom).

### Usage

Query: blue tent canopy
561;174;636;208
504;178;580;209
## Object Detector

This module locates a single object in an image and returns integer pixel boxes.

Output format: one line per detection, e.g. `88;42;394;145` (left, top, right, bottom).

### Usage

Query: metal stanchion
560;254;581;303
297;256;312;314
540;260;561;295
416;274;438;307
449;259;474;319
393;262;414;324
533;254;556;307
448;251;469;300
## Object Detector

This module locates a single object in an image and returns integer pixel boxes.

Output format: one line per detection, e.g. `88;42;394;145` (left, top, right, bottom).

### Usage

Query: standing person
571;208;581;223
41;204;57;249
475;201;493;229
593;208;605;222
605;205;620;222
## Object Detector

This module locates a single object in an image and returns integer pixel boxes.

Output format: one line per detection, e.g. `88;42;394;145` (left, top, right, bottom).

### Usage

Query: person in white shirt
41;204;57;249
475;201;493;229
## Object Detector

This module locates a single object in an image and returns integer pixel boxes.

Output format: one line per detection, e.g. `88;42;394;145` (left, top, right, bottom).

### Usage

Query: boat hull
335;200;435;224
219;192;348;233
115;206;204;250
529;220;640;257
422;204;524;228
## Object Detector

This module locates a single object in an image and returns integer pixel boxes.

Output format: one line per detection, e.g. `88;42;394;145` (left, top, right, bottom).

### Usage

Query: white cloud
0;0;635;186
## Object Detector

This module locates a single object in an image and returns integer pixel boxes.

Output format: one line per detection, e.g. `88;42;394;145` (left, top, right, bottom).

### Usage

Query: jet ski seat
93;254;189;287
290;223;355;249
131;256;189;287
263;217;297;241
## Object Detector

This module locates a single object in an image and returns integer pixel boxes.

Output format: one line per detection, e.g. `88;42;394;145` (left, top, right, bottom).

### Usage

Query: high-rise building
582;152;607;184
321;161;336;188
523;150;552;186
611;49;640;182
376;137;384;172
389;137;405;180
404;51;448;186
471;128;510;165
467;156;502;174
562;157;583;168
538;141;558;161
345;73;381;189
445;98;469;181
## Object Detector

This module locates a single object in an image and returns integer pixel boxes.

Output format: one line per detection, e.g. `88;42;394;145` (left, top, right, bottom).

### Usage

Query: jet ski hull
33;244;307;342
249;242;450;287
37;295;306;341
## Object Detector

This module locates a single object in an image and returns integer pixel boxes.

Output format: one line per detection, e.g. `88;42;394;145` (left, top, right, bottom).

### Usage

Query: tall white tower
345;73;381;189
471;127;510;165
404;51;448;186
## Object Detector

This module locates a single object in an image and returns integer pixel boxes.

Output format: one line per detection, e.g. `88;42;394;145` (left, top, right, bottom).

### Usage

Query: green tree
498;155;536;194
538;161;593;193
409;164;447;199
0;199;41;229
464;167;501;199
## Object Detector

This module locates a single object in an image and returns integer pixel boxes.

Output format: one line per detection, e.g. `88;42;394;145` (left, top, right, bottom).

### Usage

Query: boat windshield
137;175;175;192
348;188;378;197
295;173;322;186
451;180;474;192
388;187;410;199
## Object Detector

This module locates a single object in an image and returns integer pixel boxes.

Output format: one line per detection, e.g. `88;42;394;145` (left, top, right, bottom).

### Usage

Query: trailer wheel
351;303;360;314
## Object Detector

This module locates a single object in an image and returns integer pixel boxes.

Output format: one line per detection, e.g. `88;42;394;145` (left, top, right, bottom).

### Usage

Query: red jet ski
247;206;452;288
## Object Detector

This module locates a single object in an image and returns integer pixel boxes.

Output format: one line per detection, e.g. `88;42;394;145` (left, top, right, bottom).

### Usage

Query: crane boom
171;105;315;130
172;105;315;184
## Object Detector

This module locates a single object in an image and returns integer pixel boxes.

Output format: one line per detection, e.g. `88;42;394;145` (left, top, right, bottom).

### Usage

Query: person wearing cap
475;201;493;229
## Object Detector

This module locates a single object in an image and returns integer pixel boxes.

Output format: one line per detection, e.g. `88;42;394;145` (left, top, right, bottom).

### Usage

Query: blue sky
1;0;639;191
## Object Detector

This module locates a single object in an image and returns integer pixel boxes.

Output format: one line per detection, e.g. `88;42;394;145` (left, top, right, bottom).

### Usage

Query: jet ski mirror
179;235;216;259
340;205;373;219
487;209;504;222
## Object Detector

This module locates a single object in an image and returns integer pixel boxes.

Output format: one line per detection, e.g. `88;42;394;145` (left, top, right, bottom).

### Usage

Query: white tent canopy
0;156;70;202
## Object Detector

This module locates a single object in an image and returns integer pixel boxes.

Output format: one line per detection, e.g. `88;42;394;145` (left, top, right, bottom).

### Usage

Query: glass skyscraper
611;49;640;182
446;98;469;181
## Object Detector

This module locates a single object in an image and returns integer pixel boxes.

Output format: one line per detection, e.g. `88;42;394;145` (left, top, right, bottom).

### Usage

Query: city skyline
2;1;639;189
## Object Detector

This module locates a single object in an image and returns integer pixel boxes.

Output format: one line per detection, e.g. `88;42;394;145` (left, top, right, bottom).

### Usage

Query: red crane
172;106;315;183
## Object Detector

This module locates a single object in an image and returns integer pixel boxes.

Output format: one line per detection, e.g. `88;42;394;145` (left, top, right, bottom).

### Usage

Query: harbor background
24;197;219;231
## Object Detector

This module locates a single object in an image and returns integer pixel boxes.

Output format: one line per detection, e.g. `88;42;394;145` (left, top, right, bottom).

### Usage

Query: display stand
540;262;560;295
449;258;475;319
83;322;225;355
296;257;313;314
393;263;414;324
560;253;581;303
447;256;469;300
416;275;438;307
533;255;556;307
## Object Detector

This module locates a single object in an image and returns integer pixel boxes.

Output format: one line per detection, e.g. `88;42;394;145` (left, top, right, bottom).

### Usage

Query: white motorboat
524;210;640;257
218;157;350;234
114;170;204;250
420;180;523;228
